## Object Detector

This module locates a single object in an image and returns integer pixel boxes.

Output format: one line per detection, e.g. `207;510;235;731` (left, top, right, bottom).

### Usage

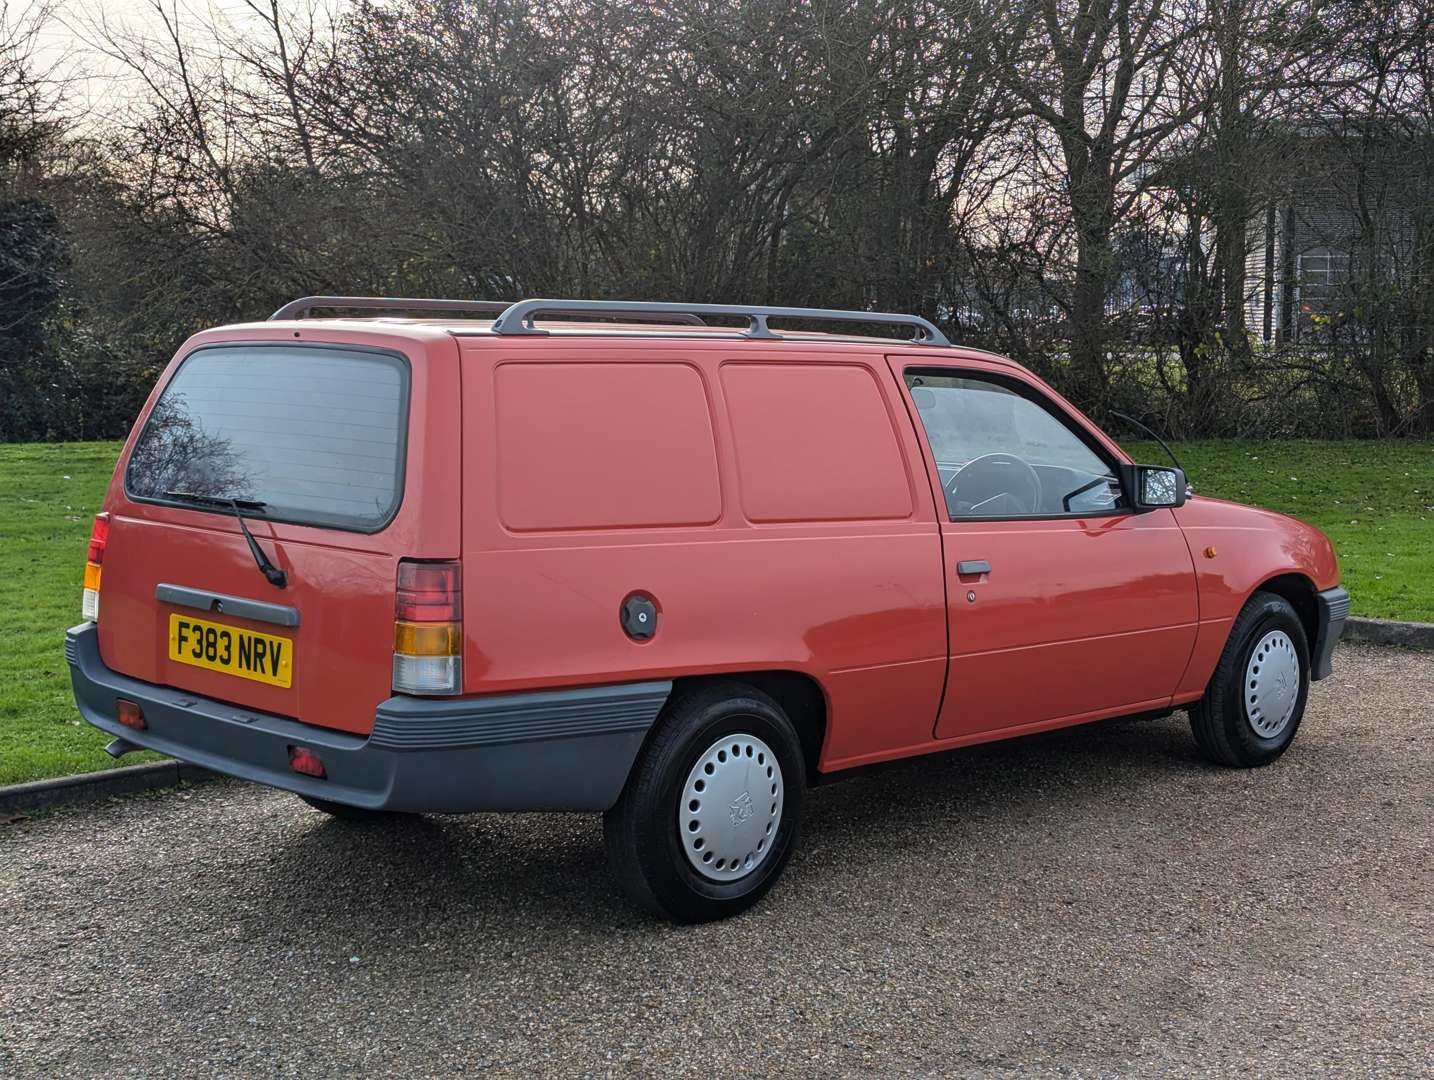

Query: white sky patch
27;0;349;125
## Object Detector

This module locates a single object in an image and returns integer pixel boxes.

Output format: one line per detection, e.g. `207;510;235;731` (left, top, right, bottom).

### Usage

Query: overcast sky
33;1;245;68
25;0;346;118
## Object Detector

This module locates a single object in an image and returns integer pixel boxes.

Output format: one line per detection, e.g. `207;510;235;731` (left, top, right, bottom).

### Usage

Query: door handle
957;560;991;576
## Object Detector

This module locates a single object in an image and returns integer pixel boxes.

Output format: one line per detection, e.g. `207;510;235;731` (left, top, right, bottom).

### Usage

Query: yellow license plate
167;613;293;688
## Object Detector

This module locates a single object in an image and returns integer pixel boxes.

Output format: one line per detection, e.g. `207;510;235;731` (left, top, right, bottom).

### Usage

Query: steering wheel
945;452;1041;516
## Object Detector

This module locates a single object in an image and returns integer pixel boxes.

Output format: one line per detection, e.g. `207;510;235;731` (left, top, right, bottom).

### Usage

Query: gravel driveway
2;643;1430;1078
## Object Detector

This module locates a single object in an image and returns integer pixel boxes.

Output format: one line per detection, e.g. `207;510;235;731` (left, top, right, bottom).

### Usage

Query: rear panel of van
94;326;461;735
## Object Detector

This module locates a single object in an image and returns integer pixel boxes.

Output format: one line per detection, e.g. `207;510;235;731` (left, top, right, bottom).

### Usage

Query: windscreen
126;344;408;531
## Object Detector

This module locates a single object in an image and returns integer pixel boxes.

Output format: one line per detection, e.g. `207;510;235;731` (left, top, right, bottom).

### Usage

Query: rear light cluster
392;560;462;695
82;513;109;621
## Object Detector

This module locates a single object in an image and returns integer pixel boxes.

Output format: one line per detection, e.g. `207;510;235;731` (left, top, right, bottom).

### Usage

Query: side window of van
722;363;912;523
906;373;1124;519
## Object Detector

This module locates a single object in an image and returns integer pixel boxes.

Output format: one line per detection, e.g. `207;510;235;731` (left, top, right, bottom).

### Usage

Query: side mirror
1120;464;1187;511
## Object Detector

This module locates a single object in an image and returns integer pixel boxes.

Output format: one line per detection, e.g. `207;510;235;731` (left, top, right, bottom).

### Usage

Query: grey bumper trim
1312;586;1350;681
65;623;669;812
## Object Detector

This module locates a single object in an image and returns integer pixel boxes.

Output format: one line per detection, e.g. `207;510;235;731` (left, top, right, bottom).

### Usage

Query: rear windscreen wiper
164;490;288;589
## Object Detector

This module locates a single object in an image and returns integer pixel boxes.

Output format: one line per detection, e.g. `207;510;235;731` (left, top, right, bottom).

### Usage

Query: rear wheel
1190;591;1310;767
297;794;403;822
603;681;804;923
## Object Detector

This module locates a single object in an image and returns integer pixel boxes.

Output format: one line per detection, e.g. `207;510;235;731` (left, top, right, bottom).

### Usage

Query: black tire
603;681;805;923
297;794;404;822
1190;591;1310;767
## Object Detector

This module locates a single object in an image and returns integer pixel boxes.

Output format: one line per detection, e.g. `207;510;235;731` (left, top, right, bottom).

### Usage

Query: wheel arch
670;669;829;784
1190;577;1315;768
1250;571;1320;653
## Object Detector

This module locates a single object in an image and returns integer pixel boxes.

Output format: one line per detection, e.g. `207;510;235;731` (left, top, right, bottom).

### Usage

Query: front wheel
603;681;805;923
1190;591;1310;767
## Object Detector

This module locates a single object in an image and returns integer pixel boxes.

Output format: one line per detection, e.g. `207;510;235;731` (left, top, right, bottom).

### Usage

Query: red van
68;297;1349;922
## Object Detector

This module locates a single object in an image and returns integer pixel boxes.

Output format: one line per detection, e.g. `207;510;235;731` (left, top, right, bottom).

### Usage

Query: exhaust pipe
104;736;141;759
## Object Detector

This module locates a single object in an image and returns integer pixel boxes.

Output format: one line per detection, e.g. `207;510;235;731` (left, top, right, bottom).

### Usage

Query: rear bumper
66;623;668;813
1312;586;1350;681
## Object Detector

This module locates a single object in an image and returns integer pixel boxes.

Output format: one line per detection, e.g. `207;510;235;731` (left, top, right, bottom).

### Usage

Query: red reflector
116;699;146;730
396;560;461;622
287;746;326;779
87;513;111;565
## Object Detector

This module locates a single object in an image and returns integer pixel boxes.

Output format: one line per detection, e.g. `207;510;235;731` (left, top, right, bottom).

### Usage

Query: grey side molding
371;680;673;750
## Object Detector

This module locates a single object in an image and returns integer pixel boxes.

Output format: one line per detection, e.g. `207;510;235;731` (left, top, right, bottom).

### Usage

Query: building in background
1246;119;1424;345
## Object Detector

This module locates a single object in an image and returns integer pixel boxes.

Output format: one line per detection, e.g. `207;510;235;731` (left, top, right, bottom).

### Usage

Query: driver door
889;358;1199;741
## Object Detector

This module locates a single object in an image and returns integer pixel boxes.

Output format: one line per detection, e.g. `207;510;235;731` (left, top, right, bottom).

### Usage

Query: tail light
82;513;109;622
392;560;461;695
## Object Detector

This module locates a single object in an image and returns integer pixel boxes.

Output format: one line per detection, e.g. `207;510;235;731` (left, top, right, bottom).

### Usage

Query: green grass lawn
1127;439;1434;623
0;442;165;785
0;438;1429;787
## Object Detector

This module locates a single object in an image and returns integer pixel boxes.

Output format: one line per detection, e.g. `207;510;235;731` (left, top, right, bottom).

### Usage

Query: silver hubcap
679;732;784;882
1245;629;1300;738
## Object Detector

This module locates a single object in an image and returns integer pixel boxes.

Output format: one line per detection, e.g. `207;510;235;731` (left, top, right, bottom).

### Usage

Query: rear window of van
125;344;408;532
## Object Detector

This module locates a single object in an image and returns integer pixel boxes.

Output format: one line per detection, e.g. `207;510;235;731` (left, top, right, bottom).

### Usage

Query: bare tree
7;0;1430;440
1;0;65;194
978;0;1211;409
1298;0;1434;435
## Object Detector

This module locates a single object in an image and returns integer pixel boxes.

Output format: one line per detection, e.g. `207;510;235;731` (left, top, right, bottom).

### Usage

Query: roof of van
207;296;1026;372
214;296;1025;368
234;315;1024;367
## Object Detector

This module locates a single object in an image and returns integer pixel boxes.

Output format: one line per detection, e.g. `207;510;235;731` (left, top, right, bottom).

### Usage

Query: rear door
96;334;460;735
890;357;1199;739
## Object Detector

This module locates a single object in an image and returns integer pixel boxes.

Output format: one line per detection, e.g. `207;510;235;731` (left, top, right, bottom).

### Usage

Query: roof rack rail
269;295;708;326
489;299;949;346
269;296;511;320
